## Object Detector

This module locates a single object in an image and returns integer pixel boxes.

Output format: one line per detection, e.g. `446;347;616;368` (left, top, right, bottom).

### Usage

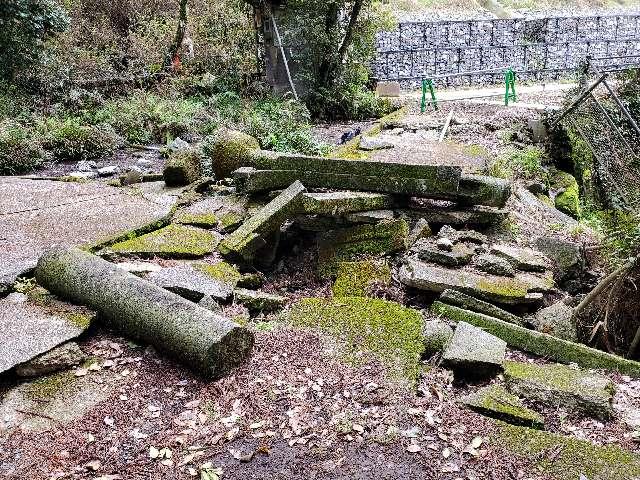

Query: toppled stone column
35;247;254;378
218;180;306;262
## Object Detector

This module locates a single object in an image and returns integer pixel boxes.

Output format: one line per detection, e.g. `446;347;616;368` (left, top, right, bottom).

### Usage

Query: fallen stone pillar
35;247;254;378
218;180;306;261
233;168;460;198
301;191;395;215
431;301;640;376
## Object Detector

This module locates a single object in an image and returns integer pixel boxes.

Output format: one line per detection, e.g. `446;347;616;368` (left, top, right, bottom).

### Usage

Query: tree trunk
165;0;189;69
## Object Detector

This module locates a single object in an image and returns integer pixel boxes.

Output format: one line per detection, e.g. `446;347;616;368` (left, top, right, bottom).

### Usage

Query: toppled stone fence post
36;247;254;378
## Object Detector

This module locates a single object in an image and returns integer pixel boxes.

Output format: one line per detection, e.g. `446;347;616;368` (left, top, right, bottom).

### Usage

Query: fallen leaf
249;421;265;430
352;424;364;434
160;459;174;467
74;368;88;377
471;436;483;449
229;448;254;463
88;362;101;371
442;447;451;459
201;466;223;480
103;417;115;427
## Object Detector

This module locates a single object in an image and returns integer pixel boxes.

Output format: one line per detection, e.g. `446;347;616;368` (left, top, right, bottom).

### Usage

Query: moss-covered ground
286;297;425;382
332;260;391;297
496;423;640;480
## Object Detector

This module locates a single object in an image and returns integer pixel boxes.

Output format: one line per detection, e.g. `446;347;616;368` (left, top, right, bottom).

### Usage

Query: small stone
491;245;550;273
407;218;432;247
77;160;97;172
358;136;394;151
504;361;615;420
474;254;516;277
168;137;189;151
441;322;506;377
97;166;120;177
528;301;577;341
438;225;487;244
15;342;86;377
136;159;154;168
422;320;454;356
415;240;474;267
344;210;395;224
460;384;544;429
436;238;453;252
233;288;287;313
198;295;222;312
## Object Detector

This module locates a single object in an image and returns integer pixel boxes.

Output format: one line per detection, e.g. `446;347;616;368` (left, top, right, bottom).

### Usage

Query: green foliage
584;209;640;266
0;121;46;175
243;98;326;155
488;146;546;181
307;83;394;121
90;91;205;144
40;118;119;161
0;0;68;81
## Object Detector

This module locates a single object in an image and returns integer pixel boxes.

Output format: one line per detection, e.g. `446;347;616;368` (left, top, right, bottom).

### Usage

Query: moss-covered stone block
108;224;219;258
332;260;391;297
431;302;640;376
163;148;204;187
399;259;542;305
36;247;254;378
504;360;615;419
455;174;512;208
496;423;640;480
422;320;454;356
318;219;408;277
218;180;305;261
440;289;523;325
233;288;287;313
286;297;425;382
302;192;395;216
441;321;506;376
460;384;544;429
202;129;260;179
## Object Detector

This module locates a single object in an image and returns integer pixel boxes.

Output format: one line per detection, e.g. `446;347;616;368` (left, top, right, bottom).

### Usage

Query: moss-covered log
35;247;254;378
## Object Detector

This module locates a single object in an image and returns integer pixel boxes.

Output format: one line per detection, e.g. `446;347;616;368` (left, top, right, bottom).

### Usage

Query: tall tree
165;0;189;70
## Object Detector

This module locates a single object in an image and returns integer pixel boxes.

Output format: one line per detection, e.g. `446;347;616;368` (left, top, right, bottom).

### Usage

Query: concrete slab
0;293;91;374
0;178;177;289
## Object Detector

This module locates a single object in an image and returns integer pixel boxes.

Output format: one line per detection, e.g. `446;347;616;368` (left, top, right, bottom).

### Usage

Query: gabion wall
375;15;640;89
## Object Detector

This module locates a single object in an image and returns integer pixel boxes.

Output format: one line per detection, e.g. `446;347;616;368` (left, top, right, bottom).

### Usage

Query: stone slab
504;360;615;420
301;191;395;216
174;194;248;229
460;384;544;429
491;245;550;273
0;294;90;375
413;240;474;267
408;205;508;226
148;263;237;302
0;178;176;290
441;321;506;376
440;289;523;325
219;180;306;261
399;258;543;305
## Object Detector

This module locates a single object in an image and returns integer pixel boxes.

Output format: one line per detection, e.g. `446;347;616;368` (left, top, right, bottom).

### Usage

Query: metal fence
376;14;640;88
553;72;640;210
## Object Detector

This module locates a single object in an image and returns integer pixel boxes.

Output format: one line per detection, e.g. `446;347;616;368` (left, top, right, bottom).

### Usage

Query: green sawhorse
421;78;438;112
504;68;517;106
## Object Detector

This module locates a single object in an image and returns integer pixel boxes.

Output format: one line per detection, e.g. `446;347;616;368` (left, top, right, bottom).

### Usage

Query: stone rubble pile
3;127;640;437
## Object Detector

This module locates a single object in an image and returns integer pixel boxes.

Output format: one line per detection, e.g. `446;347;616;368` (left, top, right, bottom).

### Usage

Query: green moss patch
109;224;218;258
194;261;242;285
26;371;75;401
460;384;544;429
551;170;581;219
163;148;204;187
332;261;391;297
287;297;425;381
318;220;408;277
496;423;640;480
174;212;219;228
476;277;529;301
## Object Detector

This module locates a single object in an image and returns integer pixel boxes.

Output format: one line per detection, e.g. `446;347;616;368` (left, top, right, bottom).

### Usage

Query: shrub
488;146;546;181
0;0;68;81
91;91;207;144
0;122;46;175
243;97;326;155
41;118;120;161
306;83;394;121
